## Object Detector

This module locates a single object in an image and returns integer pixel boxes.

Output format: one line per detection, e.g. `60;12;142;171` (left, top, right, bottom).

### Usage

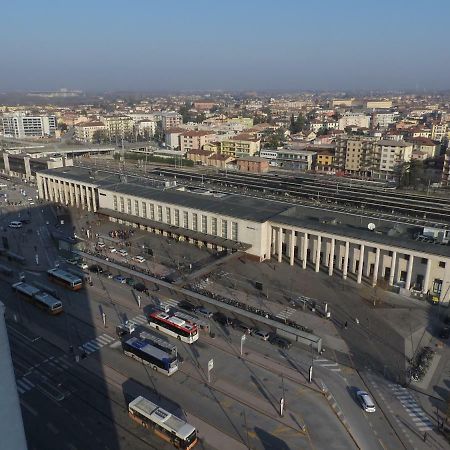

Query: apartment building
102;115;134;138
180;131;215;153
161;112;183;131
135;120;156;137
409;137;440;158
276;149;316;171
366;100;393;109
335;136;377;175
310;120;339;133
372;111;399;129
219;134;261;157
74;121;107;143
431;122;448;142
1;113;57;138
373;140;413;178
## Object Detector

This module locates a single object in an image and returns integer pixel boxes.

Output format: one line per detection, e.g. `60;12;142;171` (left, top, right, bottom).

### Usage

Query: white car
133;255;146;263
97;242;105;248
117;249;128;257
8;221;22;229
108;246;117;253
252;329;270;341
77;262;88;270
356;390;376;413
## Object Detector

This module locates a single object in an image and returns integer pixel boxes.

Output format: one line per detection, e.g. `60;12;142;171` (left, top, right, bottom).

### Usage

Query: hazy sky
2;0;450;92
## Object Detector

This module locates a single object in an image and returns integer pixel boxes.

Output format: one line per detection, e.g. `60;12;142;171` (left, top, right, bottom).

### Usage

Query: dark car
268;334;292;349
88;264;103;273
126;277;136;287
213;312;233;326
134;282;148;294
178;301;197;312
440;326;450;340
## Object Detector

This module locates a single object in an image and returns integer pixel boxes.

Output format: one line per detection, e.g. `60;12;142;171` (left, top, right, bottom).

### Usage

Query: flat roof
273;205;450;258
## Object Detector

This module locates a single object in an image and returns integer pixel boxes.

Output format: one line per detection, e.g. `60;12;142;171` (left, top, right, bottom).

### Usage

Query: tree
92;129;108;144
289;113;306;134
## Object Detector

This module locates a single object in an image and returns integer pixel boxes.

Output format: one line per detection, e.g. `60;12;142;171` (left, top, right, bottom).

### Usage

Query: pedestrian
423;432;427;442
344;321;348;329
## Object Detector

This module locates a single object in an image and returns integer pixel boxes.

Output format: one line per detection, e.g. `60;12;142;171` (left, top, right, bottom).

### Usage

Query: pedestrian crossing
388;383;433;432
127;314;147;326
313;358;342;372
16;377;35;395
78;333;116;354
275;307;296;320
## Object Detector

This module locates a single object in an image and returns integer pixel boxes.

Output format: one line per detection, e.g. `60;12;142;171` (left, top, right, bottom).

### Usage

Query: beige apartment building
431;122;448;142
161;112;183;131
102;115;134;138
74;121;107;143
179;130;215;153
219;134;261;157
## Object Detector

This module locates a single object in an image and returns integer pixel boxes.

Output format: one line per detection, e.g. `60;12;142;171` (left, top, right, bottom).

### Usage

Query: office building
1;113;57;138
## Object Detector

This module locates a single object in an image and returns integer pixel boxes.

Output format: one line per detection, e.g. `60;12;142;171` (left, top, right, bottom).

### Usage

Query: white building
74;121;107;143
374;140;413;177
372;111;399;129
338;113;371;130
1;113;57;138
36;166;450;304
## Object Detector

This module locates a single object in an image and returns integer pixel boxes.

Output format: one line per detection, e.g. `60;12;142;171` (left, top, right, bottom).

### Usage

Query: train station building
36;167;450;304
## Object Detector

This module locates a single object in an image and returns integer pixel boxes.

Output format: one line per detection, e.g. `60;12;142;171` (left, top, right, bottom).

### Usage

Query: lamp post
240;334;246;357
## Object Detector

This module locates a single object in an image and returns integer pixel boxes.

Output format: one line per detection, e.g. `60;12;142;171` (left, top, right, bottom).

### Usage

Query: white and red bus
47;268;83;291
128;396;198;449
148;311;199;344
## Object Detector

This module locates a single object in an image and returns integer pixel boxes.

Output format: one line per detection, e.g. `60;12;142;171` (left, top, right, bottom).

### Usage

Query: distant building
207;153;235;169
193;101;218;111
219;134;261;157
315;148;335;173
179;130;215;153
275;148;316;171
102;115;134;139
161;112;183;131
135;119;156;137
431;122;448;142
164;127;186;149
409;137;440;158
373;140;413;178
187;149;213;165
74;120;107;143
236;156;269;173
1;112;57;138
366;100;393;109
372;111;399;129
338;113;371;130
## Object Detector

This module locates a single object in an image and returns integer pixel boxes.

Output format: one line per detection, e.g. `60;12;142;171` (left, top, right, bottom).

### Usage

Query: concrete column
302;232;308;269
43;177;49;200
315;235;321;272
329;238;335;276
277;227;283;263
75;184;80;208
80;185;86;209
372;247;380;286
389;251;397;286
423;258;432;294
69;183;74;206
64;182;69;205
343;241;349;279
91;187;97;212
365;250;372;277
86;186;91;212
357;244;365;284
289;229;295;266
405;255;414;290
268;226;273;259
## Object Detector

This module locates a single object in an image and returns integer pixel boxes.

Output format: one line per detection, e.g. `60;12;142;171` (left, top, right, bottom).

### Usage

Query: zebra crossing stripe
82;343;98;353
99;334;116;343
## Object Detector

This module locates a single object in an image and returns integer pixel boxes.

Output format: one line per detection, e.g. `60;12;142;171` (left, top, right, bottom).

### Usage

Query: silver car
356;390;376;413
252;329;270;341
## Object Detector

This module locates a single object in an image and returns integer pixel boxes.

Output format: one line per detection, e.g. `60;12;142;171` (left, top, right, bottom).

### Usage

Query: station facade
36;167;450;304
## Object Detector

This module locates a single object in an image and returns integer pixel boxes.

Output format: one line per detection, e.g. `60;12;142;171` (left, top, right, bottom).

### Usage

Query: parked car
356;390;376;413
113;275;127;284
117;249;128;257
77;262;88;270
268;334;292;349
8;221;22;229
252;329;270;341
108;246;117;253
126;277;136;286
178;301;197;312
89;264;103;274
213;312;233;326
132;255;146;263
103;271;113;279
134;282;148;294
97;241;105;248
196;307;213;319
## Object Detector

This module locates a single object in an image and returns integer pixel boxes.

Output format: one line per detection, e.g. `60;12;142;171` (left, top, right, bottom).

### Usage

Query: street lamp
240;334;246;357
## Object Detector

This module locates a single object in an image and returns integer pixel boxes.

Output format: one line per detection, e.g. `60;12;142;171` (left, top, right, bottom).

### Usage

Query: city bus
12;281;63;315
128;396;198;449
147;311;199;344
47;268;83;291
122;335;178;376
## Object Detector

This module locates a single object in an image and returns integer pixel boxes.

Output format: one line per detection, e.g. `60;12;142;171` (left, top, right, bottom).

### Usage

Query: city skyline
2;0;450;92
